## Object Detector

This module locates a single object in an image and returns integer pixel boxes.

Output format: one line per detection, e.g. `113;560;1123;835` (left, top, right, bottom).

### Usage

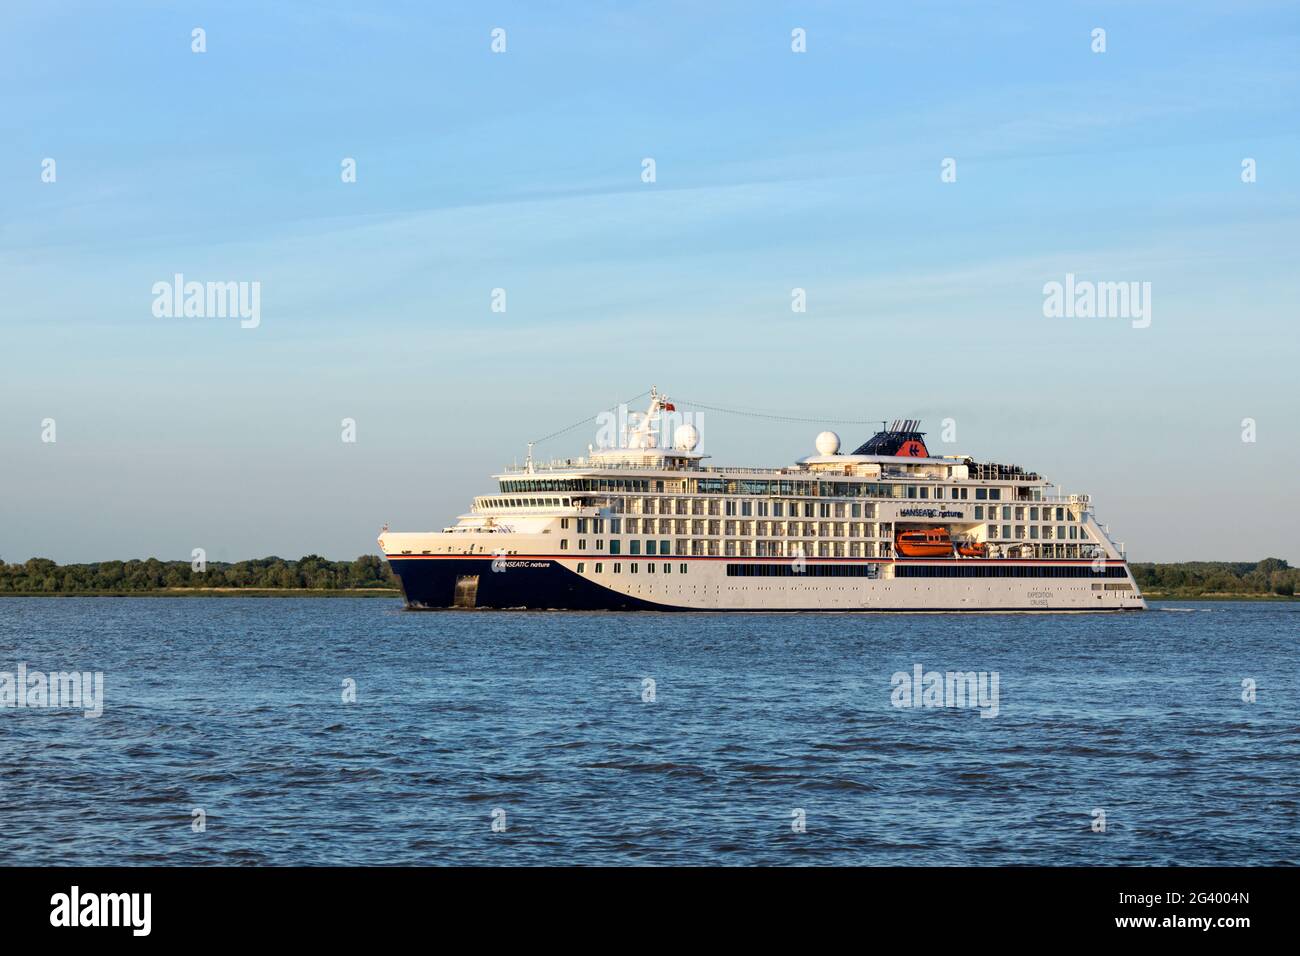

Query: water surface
1;599;1295;865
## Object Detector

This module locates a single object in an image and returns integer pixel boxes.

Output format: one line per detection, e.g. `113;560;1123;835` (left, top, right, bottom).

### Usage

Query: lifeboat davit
895;527;953;558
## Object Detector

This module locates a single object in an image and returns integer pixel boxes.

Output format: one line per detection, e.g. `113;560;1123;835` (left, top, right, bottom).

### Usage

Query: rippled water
1;598;1295;865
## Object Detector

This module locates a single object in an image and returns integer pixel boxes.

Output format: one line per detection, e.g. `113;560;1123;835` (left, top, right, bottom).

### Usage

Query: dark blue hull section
387;557;672;611
387;557;1147;613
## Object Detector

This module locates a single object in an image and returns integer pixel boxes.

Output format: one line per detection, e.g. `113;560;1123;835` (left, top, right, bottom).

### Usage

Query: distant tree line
0;555;1294;597
1130;558;1296;597
0;555;398;593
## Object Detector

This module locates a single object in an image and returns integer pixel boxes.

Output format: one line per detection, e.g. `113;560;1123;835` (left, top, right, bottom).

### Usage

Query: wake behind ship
380;390;1145;612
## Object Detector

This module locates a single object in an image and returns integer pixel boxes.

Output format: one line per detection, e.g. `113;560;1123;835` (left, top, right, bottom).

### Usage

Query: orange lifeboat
957;540;988;558
894;527;953;558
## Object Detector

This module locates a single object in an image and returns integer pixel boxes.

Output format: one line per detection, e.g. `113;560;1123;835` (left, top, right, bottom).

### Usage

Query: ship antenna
525;441;535;474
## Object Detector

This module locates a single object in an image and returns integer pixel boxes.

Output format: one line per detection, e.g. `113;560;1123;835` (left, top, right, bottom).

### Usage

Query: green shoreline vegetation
0;555;1296;600
1128;561;1289;598
0;555;399;596
1131;558;1296;601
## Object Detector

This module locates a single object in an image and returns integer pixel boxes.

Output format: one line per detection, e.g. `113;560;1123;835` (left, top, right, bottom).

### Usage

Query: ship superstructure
380;389;1146;611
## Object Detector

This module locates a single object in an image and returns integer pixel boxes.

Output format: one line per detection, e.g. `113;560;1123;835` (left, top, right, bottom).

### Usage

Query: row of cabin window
558;538;890;553
485;485;1013;515
562;539;1096;558
605;521;889;537
575;562;688;575
564;522;1088;542
895;564;1127;578
567;510;1071;532
573;559;1116;578
482;497;572;508
987;525;1085;541
975;505;1074;521
615;499;880;518
609;494;1013;516
566;540;891;556
499;477;1028;499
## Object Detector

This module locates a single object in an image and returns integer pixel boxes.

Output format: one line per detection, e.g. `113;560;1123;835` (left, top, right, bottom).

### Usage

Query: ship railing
696;466;793;476
499;464;1091;503
500;461;794;475
501;459;702;473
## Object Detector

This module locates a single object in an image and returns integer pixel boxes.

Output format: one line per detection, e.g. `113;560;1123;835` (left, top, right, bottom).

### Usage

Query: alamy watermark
594;403;704;451
50;886;151;936
152;273;261;329
1043;273;1150;329
1;663;104;718
891;664;1000;718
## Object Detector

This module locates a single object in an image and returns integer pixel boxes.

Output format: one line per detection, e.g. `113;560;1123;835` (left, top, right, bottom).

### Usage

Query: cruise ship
379;389;1146;612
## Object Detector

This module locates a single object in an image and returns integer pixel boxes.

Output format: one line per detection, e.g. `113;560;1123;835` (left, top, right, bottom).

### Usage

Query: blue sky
2;1;1297;564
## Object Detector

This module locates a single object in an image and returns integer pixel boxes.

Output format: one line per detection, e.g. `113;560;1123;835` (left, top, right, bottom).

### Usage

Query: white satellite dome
815;430;841;456
673;423;700;451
